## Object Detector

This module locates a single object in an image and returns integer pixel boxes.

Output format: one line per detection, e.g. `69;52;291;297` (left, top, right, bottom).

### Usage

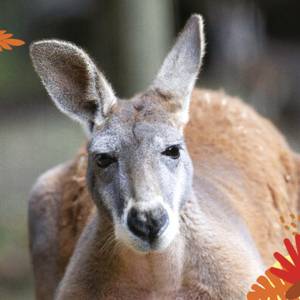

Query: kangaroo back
186;89;299;265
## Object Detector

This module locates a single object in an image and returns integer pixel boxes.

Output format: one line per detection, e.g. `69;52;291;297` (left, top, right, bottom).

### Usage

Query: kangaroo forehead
90;103;182;153
115;92;174;124
90;121;182;152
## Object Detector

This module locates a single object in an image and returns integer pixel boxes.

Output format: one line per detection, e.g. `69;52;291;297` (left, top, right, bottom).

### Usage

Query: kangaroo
29;14;300;299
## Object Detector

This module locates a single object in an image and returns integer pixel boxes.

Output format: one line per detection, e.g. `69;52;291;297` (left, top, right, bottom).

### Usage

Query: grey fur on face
30;14;205;252
86;101;194;251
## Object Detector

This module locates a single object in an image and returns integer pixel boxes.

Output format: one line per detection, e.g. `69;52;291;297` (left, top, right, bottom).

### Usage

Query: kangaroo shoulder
29;162;73;219
28;161;74;257
29;148;91;223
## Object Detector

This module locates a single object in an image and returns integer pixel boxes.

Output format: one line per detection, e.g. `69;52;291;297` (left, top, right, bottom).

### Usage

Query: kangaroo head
30;15;205;253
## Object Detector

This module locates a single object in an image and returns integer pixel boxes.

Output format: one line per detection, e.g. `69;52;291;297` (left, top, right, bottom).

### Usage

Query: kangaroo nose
127;207;169;242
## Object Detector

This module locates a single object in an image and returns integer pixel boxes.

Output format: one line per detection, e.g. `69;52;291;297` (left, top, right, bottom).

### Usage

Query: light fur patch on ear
151;14;206;124
30;40;117;129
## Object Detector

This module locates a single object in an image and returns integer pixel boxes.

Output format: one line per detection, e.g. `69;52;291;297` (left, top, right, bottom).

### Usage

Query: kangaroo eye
95;153;117;168
162;145;180;159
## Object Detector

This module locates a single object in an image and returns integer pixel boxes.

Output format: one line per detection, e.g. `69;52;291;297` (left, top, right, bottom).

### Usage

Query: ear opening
30;40;117;130
151;14;206;124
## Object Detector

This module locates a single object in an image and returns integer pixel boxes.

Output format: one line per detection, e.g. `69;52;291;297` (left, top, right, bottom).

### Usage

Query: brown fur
29;88;300;299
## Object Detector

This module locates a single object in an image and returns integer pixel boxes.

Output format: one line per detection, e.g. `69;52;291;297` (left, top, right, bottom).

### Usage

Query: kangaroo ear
30;40;116;130
151;14;205;124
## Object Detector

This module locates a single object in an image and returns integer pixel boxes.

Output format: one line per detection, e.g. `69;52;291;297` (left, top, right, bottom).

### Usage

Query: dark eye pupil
96;154;116;168
162;145;180;159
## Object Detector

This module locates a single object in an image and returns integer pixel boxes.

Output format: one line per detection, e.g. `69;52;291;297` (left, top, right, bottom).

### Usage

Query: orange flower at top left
0;30;25;52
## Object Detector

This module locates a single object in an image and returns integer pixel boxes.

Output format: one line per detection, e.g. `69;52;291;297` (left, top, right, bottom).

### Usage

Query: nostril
127;208;150;241
148;210;169;239
127;207;169;243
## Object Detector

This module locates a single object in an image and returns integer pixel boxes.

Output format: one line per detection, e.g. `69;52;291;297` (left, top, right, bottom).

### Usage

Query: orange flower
0;30;25;52
247;269;292;300
270;235;300;299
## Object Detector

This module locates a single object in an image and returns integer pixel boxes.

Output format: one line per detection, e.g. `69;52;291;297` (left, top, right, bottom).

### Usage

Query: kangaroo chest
94;243;212;299
94;240;218;299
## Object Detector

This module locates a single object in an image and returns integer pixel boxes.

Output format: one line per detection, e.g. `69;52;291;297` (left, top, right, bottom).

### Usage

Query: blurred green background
1;0;300;299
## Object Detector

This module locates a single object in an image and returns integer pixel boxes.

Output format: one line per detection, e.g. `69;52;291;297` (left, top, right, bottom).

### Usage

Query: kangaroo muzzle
127;206;169;243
